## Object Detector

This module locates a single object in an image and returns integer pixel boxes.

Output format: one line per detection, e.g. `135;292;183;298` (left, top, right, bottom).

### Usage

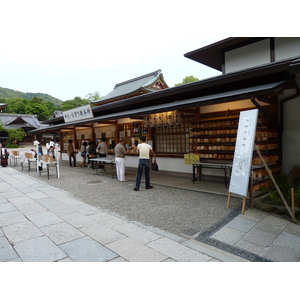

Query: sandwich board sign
229;109;258;197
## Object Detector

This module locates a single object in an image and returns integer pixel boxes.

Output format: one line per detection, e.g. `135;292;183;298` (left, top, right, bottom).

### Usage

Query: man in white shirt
133;136;156;191
96;138;108;170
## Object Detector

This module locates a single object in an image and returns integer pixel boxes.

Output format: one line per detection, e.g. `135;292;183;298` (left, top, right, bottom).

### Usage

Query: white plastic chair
10;150;22;166
21;152;37;172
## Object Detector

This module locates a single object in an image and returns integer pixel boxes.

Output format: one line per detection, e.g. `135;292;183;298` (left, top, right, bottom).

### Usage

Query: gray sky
1;1;295;101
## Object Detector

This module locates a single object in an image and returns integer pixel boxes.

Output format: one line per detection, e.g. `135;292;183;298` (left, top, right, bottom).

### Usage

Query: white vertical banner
229;109;258;197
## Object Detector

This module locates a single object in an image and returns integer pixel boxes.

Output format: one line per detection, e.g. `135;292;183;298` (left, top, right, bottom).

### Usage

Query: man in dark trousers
67;140;76;167
133;136;156;191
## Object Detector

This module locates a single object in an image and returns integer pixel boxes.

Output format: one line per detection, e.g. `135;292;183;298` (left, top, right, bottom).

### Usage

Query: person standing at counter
133;136;156;191
79;141;88;168
88;141;97;169
96;138;108;170
114;138;128;182
67;140;76;167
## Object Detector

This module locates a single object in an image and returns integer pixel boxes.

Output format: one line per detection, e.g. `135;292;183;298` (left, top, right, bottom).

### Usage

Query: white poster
229;109;258;197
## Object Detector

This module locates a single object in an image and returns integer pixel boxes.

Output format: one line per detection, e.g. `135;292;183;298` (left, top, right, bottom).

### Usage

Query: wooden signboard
63;104;93;123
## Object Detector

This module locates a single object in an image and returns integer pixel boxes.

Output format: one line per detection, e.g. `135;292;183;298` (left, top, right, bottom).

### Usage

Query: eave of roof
184;37;268;71
29;80;288;134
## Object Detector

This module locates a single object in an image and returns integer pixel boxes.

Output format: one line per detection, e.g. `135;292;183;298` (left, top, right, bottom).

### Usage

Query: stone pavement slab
0;202;16;213
59;236;118;262
0;211;28;227
106;237;168;262
36;197;79;216
40;222;85;245
263;243;300;262
26;211;64;227
0;236;19;262
226;217;257;232
210;226;245;246
13;236;67;262
12;202;48;216
2;221;44;244
285;222;300;236
112;222;162;244
89;212;129;227
80;223;126;245
182;239;249;262
59;211;99;228
275;231;300;250
69;203;101;215
243;228;278;247
147;237;212;262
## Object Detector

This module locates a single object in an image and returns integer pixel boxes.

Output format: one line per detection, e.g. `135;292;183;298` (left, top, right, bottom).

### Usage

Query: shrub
268;173;300;207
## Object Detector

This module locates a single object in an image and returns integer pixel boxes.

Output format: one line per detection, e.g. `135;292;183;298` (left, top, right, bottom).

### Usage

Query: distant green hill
0;87;63;107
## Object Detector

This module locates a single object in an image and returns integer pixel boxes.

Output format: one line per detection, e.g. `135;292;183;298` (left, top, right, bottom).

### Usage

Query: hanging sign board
63;104;93;123
229;109;258;197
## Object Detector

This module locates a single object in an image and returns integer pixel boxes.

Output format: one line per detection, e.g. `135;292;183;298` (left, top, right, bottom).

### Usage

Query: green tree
25;103;49;120
24;96;50;121
45;100;56;117
6;128;27;148
3;98;29;114
58;97;92;111
174;76;199;86
85;91;102;101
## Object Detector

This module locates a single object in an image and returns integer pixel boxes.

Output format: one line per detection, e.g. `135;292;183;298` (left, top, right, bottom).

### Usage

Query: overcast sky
1;1;296;101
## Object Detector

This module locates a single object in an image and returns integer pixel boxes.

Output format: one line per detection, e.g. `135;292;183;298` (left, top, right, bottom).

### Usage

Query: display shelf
189;109;281;196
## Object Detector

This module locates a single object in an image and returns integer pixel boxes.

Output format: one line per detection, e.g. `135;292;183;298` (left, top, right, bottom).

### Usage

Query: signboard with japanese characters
63;104;93;123
229;109;258;197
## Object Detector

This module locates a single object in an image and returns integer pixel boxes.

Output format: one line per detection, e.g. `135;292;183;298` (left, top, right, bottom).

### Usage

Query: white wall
225;39;271;73
275;37;300;61
124;155;192;174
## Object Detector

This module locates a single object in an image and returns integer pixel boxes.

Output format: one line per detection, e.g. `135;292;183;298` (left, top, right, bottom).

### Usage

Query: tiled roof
91;69;168;105
0;113;42;130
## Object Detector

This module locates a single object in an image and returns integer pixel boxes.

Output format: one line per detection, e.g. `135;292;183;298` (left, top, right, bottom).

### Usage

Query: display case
153;117;191;154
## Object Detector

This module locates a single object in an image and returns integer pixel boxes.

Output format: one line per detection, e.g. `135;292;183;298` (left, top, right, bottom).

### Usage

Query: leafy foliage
2;98;28;114
174;76;199;86
0;121;6;132
58;97;92;111
85;91;102;102
2;96;55;121
0;121;26;148
268;173;300;207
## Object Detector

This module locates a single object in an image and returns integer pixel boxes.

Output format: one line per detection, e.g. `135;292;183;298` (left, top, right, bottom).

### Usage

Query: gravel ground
12;158;242;238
